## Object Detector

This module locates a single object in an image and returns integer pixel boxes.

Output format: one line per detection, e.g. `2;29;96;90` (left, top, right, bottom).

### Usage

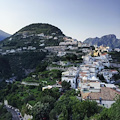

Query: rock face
0;30;11;41
83;34;120;48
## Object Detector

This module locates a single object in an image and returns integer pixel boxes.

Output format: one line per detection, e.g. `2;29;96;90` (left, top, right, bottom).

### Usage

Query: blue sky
0;0;120;41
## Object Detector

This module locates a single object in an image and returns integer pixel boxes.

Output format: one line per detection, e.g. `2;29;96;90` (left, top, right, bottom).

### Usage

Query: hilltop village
0;24;120;120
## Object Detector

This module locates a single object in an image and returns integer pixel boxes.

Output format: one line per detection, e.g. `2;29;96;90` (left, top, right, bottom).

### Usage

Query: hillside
0;30;11;41
0;23;65;80
0;23;64;50
83;34;120;48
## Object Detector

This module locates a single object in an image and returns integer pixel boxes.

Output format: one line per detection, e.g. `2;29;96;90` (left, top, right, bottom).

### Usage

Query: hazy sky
0;0;120;41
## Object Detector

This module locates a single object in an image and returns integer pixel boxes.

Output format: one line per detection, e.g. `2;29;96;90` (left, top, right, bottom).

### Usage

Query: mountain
83;34;120;48
0;23;65;80
0;30;11;41
0;23;64;50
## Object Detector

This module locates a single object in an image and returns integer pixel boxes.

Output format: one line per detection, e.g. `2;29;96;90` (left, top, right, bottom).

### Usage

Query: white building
57;51;66;56
61;67;78;89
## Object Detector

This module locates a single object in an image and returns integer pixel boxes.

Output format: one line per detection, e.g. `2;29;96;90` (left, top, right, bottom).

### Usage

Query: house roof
101;53;107;56
83;87;120;101
105;84;116;88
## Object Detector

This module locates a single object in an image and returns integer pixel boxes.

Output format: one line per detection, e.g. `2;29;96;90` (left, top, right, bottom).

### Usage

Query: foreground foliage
0;105;12;120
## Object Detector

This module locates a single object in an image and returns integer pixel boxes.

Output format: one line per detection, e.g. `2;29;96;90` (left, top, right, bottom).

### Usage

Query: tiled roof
101;53;107;56
83;87;120;101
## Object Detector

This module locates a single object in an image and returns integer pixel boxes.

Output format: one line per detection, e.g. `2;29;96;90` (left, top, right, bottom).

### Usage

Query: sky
0;0;120;41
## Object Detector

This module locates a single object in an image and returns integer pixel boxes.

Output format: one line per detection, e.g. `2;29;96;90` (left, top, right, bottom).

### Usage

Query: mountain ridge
83;34;120;48
0;30;11;41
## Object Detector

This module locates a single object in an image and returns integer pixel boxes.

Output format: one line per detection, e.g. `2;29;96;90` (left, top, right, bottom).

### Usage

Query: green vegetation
0;56;11;79
0;105;12;120
0;23;66;81
0;51;46;80
0;23;64;49
109;51;120;63
61;81;71;90
0;82;60;112
91;96;120;120
49;90;102;120
1;80;120;120
61;53;77;61
19;23;64;36
60;53;83;64
23;69;62;85
97;74;106;83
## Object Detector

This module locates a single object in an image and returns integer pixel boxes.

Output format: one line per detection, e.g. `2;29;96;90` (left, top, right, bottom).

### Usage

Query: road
5;106;22;120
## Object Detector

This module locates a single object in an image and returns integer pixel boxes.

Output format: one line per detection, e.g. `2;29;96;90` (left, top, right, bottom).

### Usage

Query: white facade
61;67;78;89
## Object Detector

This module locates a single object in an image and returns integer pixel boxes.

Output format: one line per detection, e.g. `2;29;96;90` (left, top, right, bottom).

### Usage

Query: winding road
5;105;22;120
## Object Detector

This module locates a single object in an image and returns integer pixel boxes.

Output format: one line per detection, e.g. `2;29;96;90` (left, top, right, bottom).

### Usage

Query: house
93;54;110;67
57;51;66;56
45;46;67;52
16;48;22;52
104;84;117;89
78;41;82;47
1;52;7;55
39;43;45;46
54;37;58;40
9;49;16;53
9;38;12;41
6;50;10;53
82;48;91;53
99;69;118;83
23;47;27;50
89;76;99;82
80;82;101;93
37;33;44;37
42;85;52;91
61;67;78;89
83;87;120;108
5;77;16;83
59;61;71;66
69;47;78;50
114;48;120;52
59;41;78;46
82;43;90;47
51;33;56;35
83;55;93;63
28;46;36;50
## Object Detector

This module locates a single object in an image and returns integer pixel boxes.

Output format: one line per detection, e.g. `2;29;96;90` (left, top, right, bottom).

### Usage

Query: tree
90;96;120;120
61;81;71;90
50;91;80;120
49;109;58;120
32;101;51;120
72;100;101;120
40;95;55;108
35;62;48;72
108;97;120;120
0;105;12;120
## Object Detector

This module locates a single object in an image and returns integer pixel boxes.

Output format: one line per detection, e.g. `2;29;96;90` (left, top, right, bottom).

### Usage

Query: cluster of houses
91;45;111;56
0;32;64;55
5;77;16;83
0;46;37;55
61;45;120;108
45;36;92;56
0;34;92;56
15;31;60;40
